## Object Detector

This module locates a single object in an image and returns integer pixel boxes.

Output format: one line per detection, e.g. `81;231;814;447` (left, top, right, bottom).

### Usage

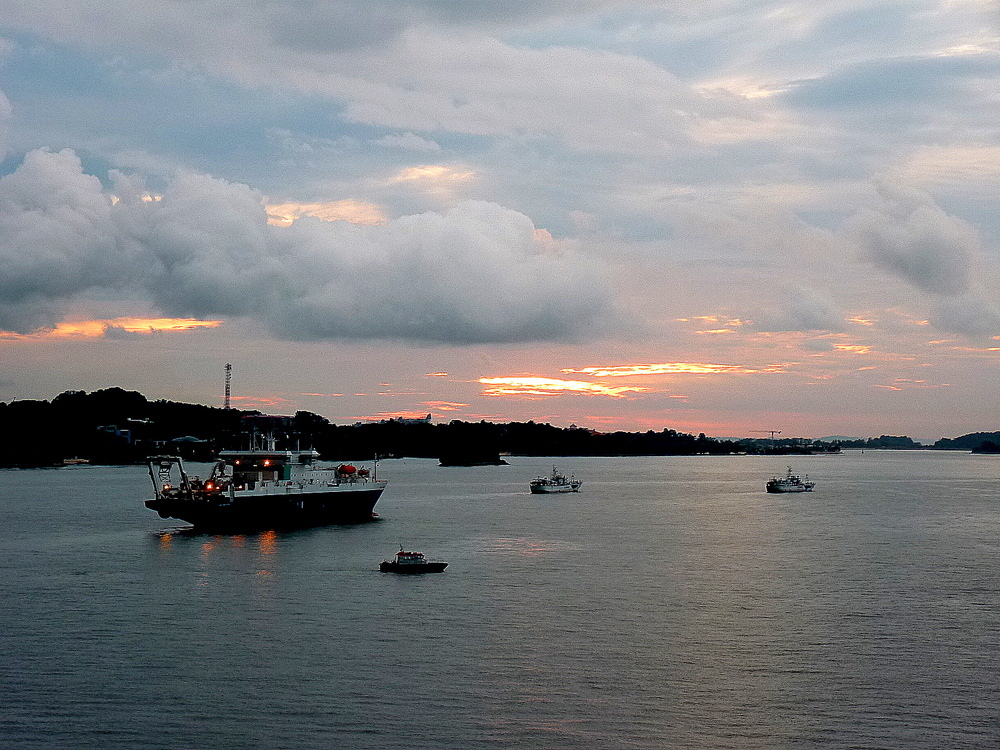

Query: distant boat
379;546;448;574
530;466;582;494
62;457;90;465
766;467;815;493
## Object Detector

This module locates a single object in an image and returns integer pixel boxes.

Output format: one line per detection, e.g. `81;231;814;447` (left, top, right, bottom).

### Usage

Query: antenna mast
224;363;232;410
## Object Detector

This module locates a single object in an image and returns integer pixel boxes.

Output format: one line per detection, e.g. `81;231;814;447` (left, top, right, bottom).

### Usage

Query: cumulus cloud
846;181;983;296
0;149;121;330
0;149;612;343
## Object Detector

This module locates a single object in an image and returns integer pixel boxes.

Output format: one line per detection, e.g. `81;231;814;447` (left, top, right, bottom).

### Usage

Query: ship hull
766;484;813;493
379;561;448;573
530;484;581;494
146;486;384;532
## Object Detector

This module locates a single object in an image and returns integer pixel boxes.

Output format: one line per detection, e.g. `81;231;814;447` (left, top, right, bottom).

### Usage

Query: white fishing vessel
766;467;815;493
530;467;582;494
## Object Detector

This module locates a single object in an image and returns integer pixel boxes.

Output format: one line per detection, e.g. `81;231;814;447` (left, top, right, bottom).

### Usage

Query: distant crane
751;430;782;440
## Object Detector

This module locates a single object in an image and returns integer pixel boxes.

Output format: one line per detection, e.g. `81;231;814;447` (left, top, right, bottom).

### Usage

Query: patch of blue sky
798;2;913;51
0;30;387;184
0;29;115;97
785;54;1000;109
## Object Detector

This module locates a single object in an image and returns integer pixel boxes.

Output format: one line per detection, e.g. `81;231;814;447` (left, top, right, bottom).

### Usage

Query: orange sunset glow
0;318;222;340
561;362;787;377
478;377;648;398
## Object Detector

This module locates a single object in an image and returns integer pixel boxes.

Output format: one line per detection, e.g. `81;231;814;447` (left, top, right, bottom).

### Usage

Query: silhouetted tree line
0;388;251;467
0;388;747;466
829;435;924;450
931;431;1000;452
2;387;968;468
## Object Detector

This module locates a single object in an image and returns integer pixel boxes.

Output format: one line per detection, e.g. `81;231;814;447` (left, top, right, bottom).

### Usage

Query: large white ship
146;446;385;531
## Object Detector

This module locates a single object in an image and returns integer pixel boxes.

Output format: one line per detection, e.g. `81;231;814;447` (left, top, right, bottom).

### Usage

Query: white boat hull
530;482;582;494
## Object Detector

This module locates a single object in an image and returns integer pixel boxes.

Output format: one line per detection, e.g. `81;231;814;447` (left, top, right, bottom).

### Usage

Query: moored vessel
530;466;582;494
379;546;448;574
766;467;815;493
145;445;385;532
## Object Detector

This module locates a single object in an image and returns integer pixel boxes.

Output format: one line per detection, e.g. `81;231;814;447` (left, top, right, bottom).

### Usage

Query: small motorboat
379;546;448;574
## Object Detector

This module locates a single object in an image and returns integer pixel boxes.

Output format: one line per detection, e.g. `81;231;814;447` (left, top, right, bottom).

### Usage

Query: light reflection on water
1;452;998;748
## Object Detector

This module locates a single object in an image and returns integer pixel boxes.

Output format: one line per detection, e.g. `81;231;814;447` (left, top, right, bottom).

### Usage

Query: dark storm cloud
0;148;612;343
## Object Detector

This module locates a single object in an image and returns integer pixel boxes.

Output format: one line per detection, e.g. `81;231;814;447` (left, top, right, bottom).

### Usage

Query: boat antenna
224;363;232;410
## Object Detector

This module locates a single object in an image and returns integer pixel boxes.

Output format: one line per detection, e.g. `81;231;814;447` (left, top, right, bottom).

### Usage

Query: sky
1;1;999;441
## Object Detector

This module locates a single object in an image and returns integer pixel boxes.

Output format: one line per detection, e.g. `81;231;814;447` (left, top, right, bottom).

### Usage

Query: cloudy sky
1;1;999;440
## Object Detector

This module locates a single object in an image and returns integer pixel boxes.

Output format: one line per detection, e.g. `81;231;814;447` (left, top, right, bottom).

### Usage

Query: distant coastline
0;387;994;468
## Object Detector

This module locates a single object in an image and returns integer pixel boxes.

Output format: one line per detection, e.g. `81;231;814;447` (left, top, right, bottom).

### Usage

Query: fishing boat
766;467;815;493
530;467;582;494
145;443;385;532
379;547;448;574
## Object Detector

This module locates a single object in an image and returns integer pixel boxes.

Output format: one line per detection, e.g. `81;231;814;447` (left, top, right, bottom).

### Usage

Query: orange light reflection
258;530;278;555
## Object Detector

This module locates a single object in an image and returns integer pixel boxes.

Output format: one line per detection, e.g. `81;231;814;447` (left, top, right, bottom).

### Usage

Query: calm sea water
2;452;999;749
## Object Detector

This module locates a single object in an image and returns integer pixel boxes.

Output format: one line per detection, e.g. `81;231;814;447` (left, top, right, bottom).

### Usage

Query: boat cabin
217;449;319;486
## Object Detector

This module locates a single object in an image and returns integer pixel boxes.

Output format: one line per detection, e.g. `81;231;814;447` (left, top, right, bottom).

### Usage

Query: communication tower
224;363;232;410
